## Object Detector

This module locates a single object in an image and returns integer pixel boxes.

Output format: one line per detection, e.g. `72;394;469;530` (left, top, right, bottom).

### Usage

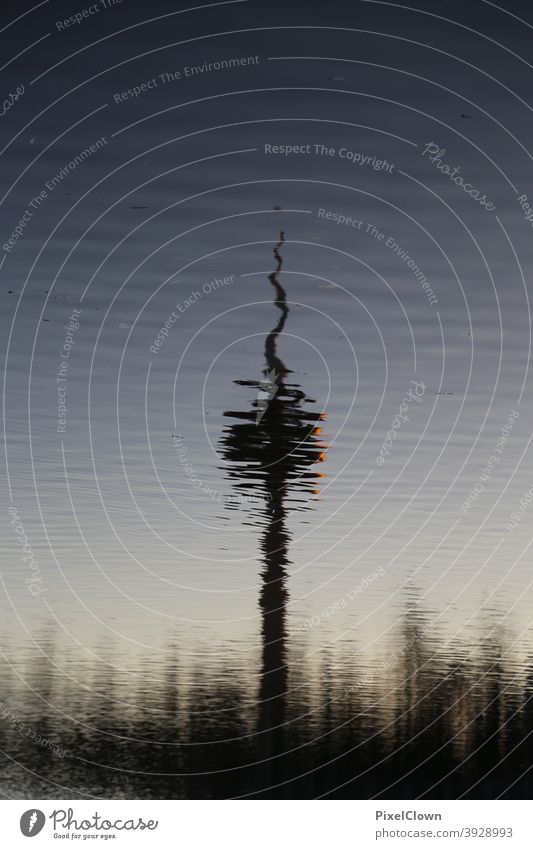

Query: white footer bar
2;800;530;848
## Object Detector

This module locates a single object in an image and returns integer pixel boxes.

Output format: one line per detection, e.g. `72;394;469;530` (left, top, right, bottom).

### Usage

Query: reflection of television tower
219;231;328;792
256;369;279;424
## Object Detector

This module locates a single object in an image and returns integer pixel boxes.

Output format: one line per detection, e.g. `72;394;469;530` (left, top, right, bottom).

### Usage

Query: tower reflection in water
2;233;533;799
219;231;328;792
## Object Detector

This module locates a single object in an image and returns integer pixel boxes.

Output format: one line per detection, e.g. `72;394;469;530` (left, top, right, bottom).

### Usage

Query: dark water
2;0;533;799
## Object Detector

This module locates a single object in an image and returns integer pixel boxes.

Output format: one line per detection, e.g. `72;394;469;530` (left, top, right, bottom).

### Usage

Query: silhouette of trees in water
1;613;533;799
